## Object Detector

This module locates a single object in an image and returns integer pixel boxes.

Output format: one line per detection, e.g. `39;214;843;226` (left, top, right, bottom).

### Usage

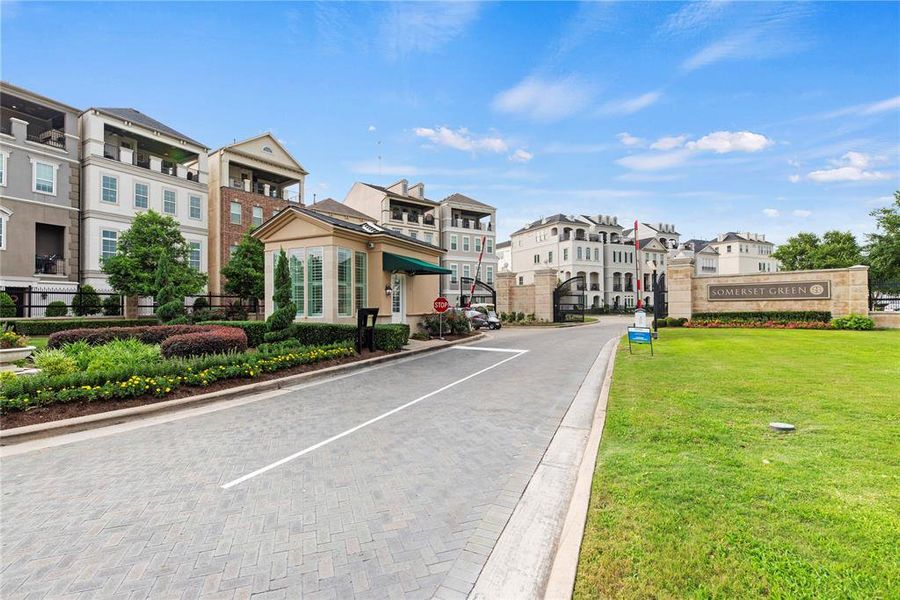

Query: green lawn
575;329;900;599
27;336;49;350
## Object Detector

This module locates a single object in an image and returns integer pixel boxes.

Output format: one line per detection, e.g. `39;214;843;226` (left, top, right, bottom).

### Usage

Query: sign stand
434;296;449;340
627;326;654;356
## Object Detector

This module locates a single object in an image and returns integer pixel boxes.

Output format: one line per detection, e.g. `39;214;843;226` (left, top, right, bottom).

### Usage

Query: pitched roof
512;213;586;235
684;238;711;251
254;205;441;251
496;240;511;249
308;198;373;221
441;193;494;210
361;182;439;206
641;222;681;235
638;237;667;250
210;132;308;174
93;107;205;148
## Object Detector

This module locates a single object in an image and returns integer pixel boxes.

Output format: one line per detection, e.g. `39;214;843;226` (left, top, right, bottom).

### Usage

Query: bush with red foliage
48;324;240;349
160;326;248;358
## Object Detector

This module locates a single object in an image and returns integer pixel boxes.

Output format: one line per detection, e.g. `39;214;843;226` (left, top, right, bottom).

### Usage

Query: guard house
252;205;449;328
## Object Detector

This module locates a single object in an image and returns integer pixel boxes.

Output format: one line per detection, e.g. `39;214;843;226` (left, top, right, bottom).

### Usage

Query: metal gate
553;276;586;322
652;273;668;325
459;277;497;308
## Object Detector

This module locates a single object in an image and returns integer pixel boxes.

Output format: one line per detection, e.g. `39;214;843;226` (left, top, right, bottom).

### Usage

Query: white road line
221;349;528;490
452;346;527;353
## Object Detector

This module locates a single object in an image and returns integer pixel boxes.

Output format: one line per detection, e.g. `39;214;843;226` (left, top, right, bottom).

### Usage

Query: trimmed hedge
830;314;875;330
47;324;242;349
200;320;268;347
691;311;832;324
1;318;158;336
374;324;410;351
160;327;249;358
45;301;68;317
1;341;355;413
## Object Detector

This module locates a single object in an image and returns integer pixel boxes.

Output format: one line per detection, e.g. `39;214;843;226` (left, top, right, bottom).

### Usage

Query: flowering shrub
0;330;28;349
691;311;832;324
161;326;248;358
0;341;355;413
47;324;240;349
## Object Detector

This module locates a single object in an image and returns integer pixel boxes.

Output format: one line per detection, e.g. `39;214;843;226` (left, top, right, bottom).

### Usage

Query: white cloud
650;135;688;151
788;174;801;183
413;126;508;153
617;132;645;147
792;209;812;217
615;150;691;171
685;130;774;153
660;0;730;36
509;149;534;163
368;125;376;132
380;2;480;59
598;91;662;116
492;76;593;121
763;208;780;217
806;152;891;183
819;95;900;119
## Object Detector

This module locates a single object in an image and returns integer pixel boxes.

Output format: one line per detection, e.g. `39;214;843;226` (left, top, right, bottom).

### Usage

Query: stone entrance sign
708;281;831;301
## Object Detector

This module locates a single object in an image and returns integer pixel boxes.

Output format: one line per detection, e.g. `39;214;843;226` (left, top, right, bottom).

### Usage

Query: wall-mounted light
385;285;392;296
368;242;375;250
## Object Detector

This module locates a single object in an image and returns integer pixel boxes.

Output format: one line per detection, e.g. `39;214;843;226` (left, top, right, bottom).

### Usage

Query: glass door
391;273;405;323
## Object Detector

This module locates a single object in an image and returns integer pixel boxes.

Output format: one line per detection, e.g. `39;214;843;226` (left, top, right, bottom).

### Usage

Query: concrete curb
469;333;621;600
544;336;620;598
1;332;486;446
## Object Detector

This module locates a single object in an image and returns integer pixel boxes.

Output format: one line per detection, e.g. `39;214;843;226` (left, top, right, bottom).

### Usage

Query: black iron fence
1;286;264;319
869;281;900;312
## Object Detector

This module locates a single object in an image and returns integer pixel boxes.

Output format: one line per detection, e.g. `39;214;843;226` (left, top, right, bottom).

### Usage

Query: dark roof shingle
94;107;205;147
308;198;374;221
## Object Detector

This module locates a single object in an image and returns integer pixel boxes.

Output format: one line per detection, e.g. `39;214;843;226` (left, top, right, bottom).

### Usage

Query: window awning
382;252;451;275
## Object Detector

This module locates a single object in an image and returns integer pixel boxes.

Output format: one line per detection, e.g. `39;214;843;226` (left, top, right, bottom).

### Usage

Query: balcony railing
27;128;66;150
104;143;120;160
612;284;622;292
0;121;10;136
590;284;600;291
35;255;65;275
701;266;717;273
186;167;200;182
229;178;299;202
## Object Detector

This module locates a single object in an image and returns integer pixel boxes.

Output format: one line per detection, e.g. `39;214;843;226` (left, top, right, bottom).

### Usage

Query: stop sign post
434;297;449;339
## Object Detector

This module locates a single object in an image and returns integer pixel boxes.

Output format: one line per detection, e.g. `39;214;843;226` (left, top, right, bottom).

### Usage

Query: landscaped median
574;328;899;599
0;321;412;429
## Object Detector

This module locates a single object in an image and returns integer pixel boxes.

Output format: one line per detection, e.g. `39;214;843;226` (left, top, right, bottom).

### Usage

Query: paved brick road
1;322;622;599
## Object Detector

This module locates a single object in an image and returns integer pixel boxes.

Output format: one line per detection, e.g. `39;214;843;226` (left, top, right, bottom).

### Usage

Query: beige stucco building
706;232;778;275
1;82;82;315
252;205;449;328
207;133;307;294
343;179;440;246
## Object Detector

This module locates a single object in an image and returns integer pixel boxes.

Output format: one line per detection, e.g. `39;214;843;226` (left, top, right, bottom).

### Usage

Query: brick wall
214;187;298;292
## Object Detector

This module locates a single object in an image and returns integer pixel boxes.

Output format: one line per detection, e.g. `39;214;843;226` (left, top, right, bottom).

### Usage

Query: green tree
866;191;900;282
72;284;102;316
103;210;206;299
272;248;291;310
773;230;862;271
222;229;264;303
772;232;821;271
813;231;864;269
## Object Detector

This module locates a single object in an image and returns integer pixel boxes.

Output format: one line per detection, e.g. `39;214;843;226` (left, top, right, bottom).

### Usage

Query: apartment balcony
229;178;300;203
26;128;67;150
102;142;205;184
2;92;74;153
590;283;600;291
701;266;717;273
35;255;66;276
390;211;436;227
0;120;10;136
612;284;623;292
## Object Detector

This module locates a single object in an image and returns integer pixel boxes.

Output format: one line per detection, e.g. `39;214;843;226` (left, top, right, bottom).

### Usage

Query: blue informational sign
627;327;654;355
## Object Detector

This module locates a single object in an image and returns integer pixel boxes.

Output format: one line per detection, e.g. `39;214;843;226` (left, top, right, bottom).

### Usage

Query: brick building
207;133;307;294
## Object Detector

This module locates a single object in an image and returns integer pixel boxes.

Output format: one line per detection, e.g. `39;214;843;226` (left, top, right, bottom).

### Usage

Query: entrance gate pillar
667;254;694;319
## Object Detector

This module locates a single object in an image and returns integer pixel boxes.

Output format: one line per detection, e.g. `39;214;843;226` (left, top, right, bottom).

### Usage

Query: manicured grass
27;336;49;350
575;329;900;599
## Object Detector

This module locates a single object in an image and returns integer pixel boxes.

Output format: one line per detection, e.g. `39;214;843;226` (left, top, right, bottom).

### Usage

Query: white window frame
337;247;353;317
486;238;493;254
163;188;177;215
463;236;470;252
188;241;202;271
354;251;367;312
252;206;263;227
100;229;118;262
306;247;324;318
101;174;119;204
133;181;150;209
189;195;202;220
450;263;458;284
463;264;471;279
230;201;242;225
0;150;8;187
450;234;458;251
32;159;58;196
486;266;494;285
0;208;9;250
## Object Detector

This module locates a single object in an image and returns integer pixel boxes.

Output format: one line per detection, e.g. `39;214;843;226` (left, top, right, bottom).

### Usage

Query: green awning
382;252;452;275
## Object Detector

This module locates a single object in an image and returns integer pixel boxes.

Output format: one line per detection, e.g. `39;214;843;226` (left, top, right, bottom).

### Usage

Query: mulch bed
1;349;389;430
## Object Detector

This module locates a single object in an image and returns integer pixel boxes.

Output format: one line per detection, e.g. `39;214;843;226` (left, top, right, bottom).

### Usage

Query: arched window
551;227;558;236
576;228;585;240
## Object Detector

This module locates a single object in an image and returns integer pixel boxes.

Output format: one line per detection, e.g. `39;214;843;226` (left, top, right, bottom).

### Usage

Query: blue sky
3;1;898;244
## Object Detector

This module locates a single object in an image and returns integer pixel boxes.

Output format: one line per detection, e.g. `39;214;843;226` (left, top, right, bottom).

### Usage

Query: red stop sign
434;297;450;313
